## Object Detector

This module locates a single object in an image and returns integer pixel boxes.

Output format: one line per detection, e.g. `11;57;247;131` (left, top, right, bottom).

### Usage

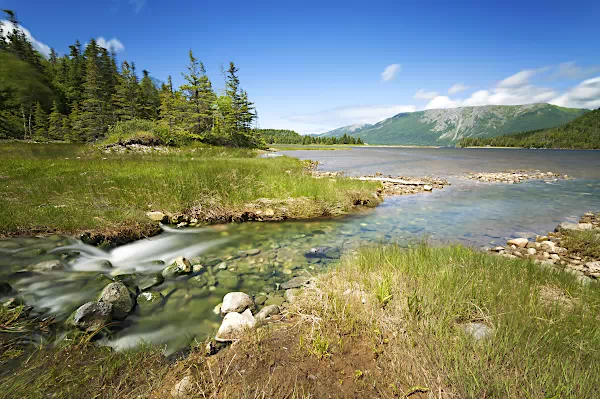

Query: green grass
561;229;600;258
0;142;380;237
292;244;600;398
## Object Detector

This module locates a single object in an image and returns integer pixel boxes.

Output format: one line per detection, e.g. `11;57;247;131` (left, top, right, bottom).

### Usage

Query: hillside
459;108;600;149
320;103;587;146
319;123;372;137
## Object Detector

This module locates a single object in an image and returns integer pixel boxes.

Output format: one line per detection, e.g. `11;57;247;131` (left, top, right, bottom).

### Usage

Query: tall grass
294;244;600;397
0;142;379;236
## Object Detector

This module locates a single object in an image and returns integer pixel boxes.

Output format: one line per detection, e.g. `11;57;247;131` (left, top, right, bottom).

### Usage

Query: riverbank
0;142;382;245
2;237;599;398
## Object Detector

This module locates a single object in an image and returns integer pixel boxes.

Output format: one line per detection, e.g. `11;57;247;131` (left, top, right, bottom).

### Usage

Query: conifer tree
32;102;48;140
48;101;63;140
113;61;139;120
179;50;216;137
159;76;178;135
79;40;107;141
69;102;83;142
138;70;160;120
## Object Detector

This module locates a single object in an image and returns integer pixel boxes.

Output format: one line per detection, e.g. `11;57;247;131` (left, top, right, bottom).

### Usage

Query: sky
1;0;599;133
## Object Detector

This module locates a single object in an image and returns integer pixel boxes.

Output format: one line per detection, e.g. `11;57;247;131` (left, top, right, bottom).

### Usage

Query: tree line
0;10;261;147
458;109;600;149
260;129;364;145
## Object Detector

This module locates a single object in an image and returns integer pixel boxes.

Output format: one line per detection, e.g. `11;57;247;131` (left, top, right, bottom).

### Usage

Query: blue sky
2;0;599;133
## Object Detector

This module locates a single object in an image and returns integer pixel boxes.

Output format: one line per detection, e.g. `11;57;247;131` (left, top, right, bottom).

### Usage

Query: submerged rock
280;276;312;290
69;302;113;332
29;260;63;272
137;291;163;312
162;257;192;278
137;273;165;291
215;309;256;342
98;282;134;320
0;282;11;295
305;246;340;259
221;292;255;316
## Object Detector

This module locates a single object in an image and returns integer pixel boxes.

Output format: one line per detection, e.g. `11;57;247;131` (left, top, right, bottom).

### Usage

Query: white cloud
448;83;470;94
497;68;543;88
129;0;146;13
0;20;51;57
380;64;401;82
550;62;600;80
96;37;125;53
288;104;417;129
414;89;439;100
550;76;600;109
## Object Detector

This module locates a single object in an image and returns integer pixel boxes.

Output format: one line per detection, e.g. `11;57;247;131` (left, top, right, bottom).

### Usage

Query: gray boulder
221;292;255;316
215;309;256;342
162;256;192;278
255;304;280;322
70;302;113;332
98;282;134;320
305;246;340;259
280;276;312;290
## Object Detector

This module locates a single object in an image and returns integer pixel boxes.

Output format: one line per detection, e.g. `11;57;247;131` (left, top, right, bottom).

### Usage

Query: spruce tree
179;50;216;138
113;61;139;121
138;70;160;120
32;102;48;140
69;102;83;142
48;101;63;140
79;40;107;141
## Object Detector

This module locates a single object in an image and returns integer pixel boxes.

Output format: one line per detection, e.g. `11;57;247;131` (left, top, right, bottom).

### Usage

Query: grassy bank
0;142;380;241
2;244;598;398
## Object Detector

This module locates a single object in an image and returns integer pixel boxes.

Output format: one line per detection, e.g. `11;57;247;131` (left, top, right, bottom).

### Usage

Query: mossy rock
137;291;164;312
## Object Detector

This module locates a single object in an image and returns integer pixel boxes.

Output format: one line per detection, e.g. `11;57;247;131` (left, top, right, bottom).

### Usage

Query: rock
423;185;433;191
550;254;561;260
215;309;256;342
280;276;312;290
189;274;208;287
0;282;11;295
254;295;267;305
247;249;261;256
137;291;163;311
255;305;280;322
69;302;113;332
162;257;192;278
578;223;593;230
284;288;300;303
98;282;134;320
146;211;168;223
265;296;285;307
137;273;165;291
171;375;195;398
586;261;600;272
29;260;63;272
217;262;227;270
507;238;528;248
492;246;505;252
461;322;493;340
216;271;239;290
221;292;255;315
305;246;340;259
555;222;580;232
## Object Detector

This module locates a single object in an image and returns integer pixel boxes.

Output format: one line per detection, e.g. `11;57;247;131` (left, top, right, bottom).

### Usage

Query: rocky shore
489;212;600;283
464;169;568;183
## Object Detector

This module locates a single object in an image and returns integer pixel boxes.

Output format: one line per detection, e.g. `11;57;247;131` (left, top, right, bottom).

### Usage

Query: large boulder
221;292;255;316
162;257;192;278
305;246;340;259
555;222;581;232
98;282;134;320
506;238;528;248
215;309;256;342
69;302;113;332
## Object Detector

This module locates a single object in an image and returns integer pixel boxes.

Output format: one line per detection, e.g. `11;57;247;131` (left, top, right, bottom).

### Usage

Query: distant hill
320;123;372;137
319;103;588;146
459;108;600;149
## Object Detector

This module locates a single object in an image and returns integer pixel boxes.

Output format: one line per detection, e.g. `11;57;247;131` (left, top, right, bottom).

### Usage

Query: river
1;148;599;352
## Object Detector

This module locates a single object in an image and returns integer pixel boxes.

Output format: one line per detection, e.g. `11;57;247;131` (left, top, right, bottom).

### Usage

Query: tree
48;101;63;140
32;102;48;140
113;61;139;121
138;70;160;120
79;40;107;141
179;50;216;137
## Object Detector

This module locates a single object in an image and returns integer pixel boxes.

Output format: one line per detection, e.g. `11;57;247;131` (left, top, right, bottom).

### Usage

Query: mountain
458;108;600;149
320;104;588;146
319;123;372;137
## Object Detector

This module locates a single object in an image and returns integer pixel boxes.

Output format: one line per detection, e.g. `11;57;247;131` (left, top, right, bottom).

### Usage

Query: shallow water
1;148;599;351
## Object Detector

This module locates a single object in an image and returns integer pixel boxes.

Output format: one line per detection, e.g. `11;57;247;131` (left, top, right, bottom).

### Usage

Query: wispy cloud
550;76;600;109
96;37;125;53
497;67;549;88
380;64;401;82
129;0;146;13
549;62;600;80
448;83;470;95
414;89;439;100
0;20;51;57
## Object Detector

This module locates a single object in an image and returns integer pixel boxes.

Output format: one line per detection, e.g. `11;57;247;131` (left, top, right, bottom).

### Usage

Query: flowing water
1;148;599;352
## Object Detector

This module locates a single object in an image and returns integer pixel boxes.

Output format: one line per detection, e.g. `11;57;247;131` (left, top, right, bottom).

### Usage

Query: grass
561;228;600;259
0;142;380;239
2;244;599;397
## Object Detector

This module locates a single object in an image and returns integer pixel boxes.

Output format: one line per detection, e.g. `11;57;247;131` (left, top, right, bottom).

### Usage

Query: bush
104;119;169;146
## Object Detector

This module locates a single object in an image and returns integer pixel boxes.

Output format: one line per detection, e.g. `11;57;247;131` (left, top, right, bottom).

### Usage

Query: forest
0;10;262;148
459;108;600;149
260;129;364;145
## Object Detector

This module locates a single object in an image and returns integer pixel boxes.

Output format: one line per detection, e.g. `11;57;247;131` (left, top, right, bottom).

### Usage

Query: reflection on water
1;149;599;351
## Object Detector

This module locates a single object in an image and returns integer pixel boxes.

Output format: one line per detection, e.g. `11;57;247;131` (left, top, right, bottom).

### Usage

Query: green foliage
459;108;600;149
104;118;169;146
259;129;364;145
32;102;48;140
561;228;600;258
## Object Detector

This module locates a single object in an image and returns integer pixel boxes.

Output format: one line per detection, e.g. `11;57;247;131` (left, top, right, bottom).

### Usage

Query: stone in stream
255;305;281;323
280;276;312;290
162;256;192;278
137;273;165;291
221;292;255;316
215;309;256;342
69;302;113;332
506;238;528;248
264;296;285;307
305;246;341;259
146;211;168;223
189;274;208;287
216;270;239;290
247;249;261;256
0;282;11;295
29;259;63;272
555;222;583;232
137;291;163;312
98;282;135;320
